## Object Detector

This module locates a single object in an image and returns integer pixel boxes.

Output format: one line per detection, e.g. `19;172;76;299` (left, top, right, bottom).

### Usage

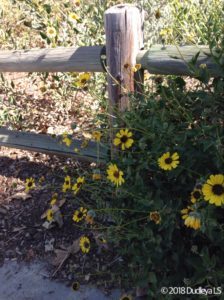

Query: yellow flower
63;137;72;147
158;152;180;171
46;26;57;38
71;281;80;291
113;129;134;150
79;236;90;253
47;209;54;222
62;175;71;192
68;12;79;24
25;177;35;192
72;176;85;194
73;207;87;222
120;294;132;300
181;206;193;220
160;28;173;37
107;164;125;187
92;173;101;180
186;33;195;43
62;132;72;147
184;213;201;230
191;188;202;204
75;73;91;88
131;64;141;72
50;198;57;206
50;193;58;206
74;147;80;153
92;131;102;142
149;211;161;224
202;174;224;206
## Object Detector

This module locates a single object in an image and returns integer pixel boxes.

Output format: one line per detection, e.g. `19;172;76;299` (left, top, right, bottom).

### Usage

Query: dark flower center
65;180;69;185
84;242;90;248
72;282;79;290
78;212;83;218
28;182;33;187
165;157;172;164
151;213;159;221
77;182;82;188
81;79;87;84
193;191;201;199
113;171;120;178
120;135;128;143
212;184;224;196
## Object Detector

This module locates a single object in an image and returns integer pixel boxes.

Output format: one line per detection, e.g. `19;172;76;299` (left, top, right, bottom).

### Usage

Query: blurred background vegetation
0;0;223;132
1;0;223;49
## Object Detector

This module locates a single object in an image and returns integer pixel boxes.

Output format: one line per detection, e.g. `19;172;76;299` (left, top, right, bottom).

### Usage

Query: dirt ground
0;72;121;294
0;145;121;292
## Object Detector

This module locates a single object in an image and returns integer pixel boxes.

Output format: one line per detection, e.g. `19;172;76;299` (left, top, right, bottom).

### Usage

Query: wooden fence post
104;4;144;112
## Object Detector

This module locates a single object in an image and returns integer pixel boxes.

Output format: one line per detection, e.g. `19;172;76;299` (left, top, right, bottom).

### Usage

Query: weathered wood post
104;4;144;157
104;4;144;112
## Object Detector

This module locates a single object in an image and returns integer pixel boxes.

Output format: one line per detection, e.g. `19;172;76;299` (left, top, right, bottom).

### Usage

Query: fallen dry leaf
68;238;80;254
52;249;69;266
52;238;80;266
9;192;32;201
42;221;55;229
58;198;66;208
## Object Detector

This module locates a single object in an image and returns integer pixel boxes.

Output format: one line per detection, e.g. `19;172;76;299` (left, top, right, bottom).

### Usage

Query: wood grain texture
104;4;144;112
0;44;221;77
137;45;223;76
0;128;108;162
0;46;104;73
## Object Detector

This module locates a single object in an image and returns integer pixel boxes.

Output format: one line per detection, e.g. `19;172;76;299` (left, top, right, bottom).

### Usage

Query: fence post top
105;3;140;13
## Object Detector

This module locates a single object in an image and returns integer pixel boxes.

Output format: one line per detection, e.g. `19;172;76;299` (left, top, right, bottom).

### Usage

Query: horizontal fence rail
0;128;108;162
138;45;223;77
0;45;223;76
0;46;104;73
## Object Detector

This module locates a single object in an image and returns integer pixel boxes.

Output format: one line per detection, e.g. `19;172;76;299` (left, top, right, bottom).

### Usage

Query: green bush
99;72;224;297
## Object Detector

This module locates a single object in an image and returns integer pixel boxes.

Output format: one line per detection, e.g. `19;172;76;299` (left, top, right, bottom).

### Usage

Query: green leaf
39;31;48;40
43;4;51;14
148;272;157;285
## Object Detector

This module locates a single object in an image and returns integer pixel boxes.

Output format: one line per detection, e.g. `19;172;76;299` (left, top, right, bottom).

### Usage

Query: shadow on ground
0;260;120;300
